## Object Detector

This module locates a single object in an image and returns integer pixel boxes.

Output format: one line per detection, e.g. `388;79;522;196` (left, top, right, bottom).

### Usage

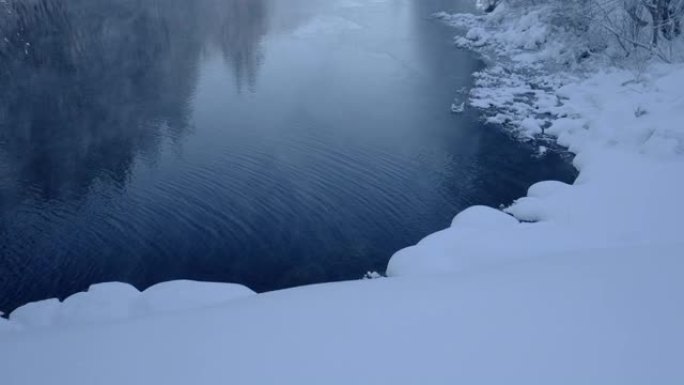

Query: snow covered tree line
477;0;684;62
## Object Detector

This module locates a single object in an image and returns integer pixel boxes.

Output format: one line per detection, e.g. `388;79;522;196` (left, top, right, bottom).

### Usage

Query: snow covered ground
1;244;683;384
1;280;255;331
388;3;684;278
2;2;684;383
389;66;684;275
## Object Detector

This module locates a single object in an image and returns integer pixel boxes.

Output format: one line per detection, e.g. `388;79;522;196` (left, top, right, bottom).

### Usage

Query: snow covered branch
484;0;684;63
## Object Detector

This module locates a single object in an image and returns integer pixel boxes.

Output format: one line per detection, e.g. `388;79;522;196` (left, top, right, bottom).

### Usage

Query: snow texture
137;280;256;314
0;244;682;384
388;5;684;278
1;3;683;384
5;281;255;329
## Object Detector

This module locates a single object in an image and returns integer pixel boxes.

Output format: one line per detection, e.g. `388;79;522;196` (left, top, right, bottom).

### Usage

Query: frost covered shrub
484;0;684;64
594;0;684;62
474;1;595;65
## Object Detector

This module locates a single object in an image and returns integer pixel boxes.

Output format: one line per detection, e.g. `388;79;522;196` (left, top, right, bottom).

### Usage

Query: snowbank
1;3;682;384
1;244;682;384
3;281;255;330
389;143;684;276
387;6;684;278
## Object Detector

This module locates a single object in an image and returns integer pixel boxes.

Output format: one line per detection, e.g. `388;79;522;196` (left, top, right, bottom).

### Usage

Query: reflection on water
211;0;268;91
0;0;270;310
0;0;576;313
0;0;266;205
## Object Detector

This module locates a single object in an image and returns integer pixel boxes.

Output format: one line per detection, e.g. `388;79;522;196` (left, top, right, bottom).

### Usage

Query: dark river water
0;0;576;312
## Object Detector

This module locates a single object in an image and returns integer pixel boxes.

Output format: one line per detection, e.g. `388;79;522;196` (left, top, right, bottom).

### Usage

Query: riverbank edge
3;2;683;327
1;5;683;383
386;4;684;277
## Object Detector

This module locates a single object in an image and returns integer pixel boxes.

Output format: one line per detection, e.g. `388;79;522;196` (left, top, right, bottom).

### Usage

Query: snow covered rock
55;282;141;326
9;298;61;328
136;280;255;314
4;280;256;331
450;205;518;229
527;180;572;198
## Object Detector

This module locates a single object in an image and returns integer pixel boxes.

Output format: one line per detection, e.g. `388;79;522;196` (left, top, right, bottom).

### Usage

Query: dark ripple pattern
0;0;577;312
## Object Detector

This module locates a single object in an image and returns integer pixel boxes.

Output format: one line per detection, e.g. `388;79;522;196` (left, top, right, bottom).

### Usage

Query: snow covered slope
2;3;683;384
1;244;682;384
388;8;684;279
4;281;255;330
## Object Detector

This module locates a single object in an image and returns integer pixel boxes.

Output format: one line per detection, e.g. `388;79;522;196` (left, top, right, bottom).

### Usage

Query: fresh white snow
5;281;255;331
387;5;684;280
2;1;683;383
1;244;683;384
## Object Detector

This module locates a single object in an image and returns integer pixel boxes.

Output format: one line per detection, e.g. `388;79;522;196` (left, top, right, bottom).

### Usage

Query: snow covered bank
1;244;683;384
2;281;254;331
1;3;683;383
387;5;684;277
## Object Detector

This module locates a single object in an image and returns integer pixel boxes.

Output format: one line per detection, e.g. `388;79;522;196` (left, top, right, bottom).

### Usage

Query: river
0;0;576;312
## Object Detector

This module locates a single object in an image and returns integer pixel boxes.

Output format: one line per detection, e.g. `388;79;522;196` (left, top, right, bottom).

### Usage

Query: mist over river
0;0;576;312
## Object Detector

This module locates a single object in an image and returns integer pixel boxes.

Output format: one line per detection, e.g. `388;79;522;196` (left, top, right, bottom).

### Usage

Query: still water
0;0;576;312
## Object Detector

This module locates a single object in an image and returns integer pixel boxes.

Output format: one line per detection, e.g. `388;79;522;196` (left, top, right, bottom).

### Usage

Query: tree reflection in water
0;0;268;312
0;0;267;205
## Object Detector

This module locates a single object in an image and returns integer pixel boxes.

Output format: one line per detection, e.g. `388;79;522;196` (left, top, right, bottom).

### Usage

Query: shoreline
1;3;683;383
387;5;684;277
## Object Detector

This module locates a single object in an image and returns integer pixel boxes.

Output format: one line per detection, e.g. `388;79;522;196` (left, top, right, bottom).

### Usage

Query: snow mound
1;244;682;384
450;205;518;229
56;282;140;326
5;281;255;331
8;298;61;328
389;145;684;277
527;180;572;198
137;280;255;314
388;8;684;278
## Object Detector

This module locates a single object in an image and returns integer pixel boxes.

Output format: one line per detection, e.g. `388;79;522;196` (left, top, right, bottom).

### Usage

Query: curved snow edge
386;9;684;277
2;280;255;332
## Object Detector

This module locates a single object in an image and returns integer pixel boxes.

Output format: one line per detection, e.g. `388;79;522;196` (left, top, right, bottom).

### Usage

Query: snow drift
5;281;255;330
388;5;684;279
1;244;683;384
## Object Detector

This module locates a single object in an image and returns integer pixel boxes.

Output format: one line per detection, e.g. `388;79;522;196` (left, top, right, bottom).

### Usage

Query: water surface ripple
0;0;576;312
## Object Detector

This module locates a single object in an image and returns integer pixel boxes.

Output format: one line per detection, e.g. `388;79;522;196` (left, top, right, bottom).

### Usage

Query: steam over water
0;0;576;312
